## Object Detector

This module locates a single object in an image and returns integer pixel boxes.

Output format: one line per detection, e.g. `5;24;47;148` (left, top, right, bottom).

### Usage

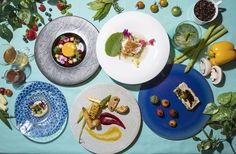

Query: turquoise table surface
0;0;236;153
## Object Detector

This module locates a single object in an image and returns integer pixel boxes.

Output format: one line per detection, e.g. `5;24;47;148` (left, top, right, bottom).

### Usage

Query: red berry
32;25;38;31
56;1;65;11
0;88;5;95
39;4;46;12
26;30;37;41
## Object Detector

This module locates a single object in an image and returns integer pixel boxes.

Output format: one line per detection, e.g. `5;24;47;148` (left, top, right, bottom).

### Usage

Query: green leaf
2;4;15;15
105;32;123;56
209;123;222;130
197;143;202;152
87;1;105;10
193;136;201;141
17;9;31;24
230;92;236;107
203;103;219;115
0;110;12;130
8;17;22;31
0;24;13;42
98;3;112;21
20;0;29;8
217;92;232;105
35;13;45;25
202;140;211;150
209;129;213;138
232;110;236;119
211;106;230;121
102;0;113;3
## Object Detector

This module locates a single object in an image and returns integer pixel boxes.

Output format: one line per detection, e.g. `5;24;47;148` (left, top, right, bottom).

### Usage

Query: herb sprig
193;92;236;153
87;0;124;21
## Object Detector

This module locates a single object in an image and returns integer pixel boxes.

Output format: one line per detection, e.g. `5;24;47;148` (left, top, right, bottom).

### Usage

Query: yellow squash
208;41;236;66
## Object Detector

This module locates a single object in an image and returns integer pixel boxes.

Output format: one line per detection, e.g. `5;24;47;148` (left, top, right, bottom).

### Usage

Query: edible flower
57;55;68;64
123;29;132;39
63;36;70;43
139;39;146;46
148;38;156;46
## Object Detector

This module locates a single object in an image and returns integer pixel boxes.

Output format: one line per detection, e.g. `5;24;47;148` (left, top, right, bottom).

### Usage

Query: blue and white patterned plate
15;81;68;138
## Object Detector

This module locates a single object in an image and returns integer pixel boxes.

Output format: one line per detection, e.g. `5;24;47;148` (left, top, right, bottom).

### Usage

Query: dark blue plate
138;64;214;140
15;81;68;138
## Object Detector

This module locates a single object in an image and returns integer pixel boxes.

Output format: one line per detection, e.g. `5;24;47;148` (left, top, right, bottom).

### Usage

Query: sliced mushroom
108;96;120;112
210;66;223;85
200;58;212;76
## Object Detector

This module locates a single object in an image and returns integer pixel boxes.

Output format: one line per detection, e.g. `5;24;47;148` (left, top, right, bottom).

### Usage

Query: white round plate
96;11;170;84
70;84;141;154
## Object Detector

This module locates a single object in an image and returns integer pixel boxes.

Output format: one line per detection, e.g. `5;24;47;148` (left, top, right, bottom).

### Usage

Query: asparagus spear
184;23;217;73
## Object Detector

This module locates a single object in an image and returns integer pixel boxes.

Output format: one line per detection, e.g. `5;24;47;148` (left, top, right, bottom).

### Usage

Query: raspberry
26;29;37;41
38;4;46;12
56;1;65;11
32;25;38;31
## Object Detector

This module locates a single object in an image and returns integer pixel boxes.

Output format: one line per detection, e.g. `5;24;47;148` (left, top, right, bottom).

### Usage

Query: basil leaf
203;103;218;115
0;24;13;42
217;92;232;105
0;110;12;130
105;32;123;56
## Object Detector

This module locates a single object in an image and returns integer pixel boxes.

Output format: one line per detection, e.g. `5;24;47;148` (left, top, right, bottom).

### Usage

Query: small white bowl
193;0;222;25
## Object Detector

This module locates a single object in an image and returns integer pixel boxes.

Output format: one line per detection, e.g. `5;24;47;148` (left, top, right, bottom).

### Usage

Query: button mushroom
108;96;120;112
200;58;212;76
210;66;223;85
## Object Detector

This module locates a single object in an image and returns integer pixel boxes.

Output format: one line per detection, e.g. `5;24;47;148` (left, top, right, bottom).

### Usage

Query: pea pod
94;3;112;21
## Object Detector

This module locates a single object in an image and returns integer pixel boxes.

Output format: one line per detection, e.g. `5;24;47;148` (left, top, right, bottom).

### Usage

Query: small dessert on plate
105;29;155;67
173;82;200;110
29;101;48;117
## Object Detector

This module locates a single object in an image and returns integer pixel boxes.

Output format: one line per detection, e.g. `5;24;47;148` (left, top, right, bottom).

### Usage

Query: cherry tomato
159;0;168;7
172;6;182;17
150;3;159;13
136;1;145;9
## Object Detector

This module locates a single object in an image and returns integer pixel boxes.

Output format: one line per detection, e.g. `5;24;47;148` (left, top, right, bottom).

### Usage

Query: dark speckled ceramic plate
35;16;99;86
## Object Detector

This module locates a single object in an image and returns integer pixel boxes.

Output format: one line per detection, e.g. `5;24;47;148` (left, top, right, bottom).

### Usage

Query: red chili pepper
99;112;126;129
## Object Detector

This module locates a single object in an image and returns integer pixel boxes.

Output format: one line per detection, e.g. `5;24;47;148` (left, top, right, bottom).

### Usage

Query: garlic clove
210;66;223;85
200;58;212;76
